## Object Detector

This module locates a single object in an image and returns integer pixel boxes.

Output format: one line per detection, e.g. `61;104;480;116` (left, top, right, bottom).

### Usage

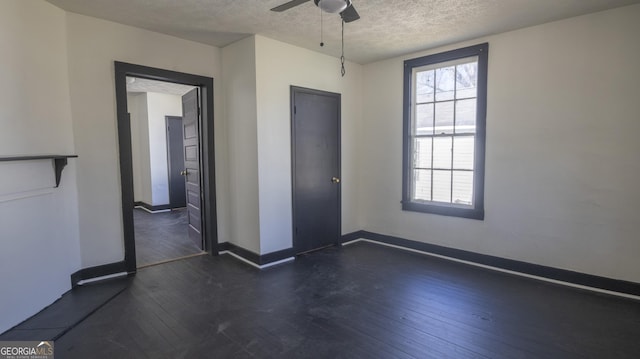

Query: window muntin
402;44;487;219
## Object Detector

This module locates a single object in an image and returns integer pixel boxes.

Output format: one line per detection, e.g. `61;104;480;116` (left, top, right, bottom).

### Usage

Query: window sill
402;200;484;220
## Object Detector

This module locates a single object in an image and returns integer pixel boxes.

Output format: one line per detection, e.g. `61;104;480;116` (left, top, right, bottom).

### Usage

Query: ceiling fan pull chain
340;20;345;76
320;8;324;47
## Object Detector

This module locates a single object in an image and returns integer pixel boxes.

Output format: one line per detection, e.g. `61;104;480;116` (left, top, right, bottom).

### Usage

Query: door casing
114;61;217;273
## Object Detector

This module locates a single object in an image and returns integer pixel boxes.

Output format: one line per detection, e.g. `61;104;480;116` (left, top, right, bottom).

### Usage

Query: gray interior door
166;116;186;208
182;88;203;249
291;86;341;254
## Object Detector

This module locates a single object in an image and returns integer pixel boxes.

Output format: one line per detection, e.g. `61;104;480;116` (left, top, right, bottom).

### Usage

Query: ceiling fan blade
270;0;311;12
340;4;360;22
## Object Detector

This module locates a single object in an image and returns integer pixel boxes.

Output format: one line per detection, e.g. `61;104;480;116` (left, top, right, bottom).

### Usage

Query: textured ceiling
127;77;196;95
47;0;640;64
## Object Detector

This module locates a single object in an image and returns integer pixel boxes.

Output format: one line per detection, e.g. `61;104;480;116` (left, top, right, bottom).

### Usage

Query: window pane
456;62;478;99
416;70;434;103
415;103;434;135
455;99;476;134
413;169;431;201
453;136;474;170
413;137;432;169
452;171;474;205
435;66;455;101
432;137;452;169
432;170;451;203
435;101;454;135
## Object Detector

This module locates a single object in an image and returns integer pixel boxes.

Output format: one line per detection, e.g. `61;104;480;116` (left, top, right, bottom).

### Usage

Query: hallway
134;208;203;267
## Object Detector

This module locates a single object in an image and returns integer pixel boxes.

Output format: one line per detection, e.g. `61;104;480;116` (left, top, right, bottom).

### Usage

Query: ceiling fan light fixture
314;0;351;14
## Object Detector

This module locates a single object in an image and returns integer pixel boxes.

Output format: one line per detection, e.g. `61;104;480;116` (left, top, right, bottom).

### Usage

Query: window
402;43;488;219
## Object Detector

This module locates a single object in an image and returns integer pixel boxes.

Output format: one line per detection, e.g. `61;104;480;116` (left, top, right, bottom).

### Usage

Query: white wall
361;4;640;282
254;35;363;254
221;35;363;255
65;12;228;267
128;93;151;204
0;1;81;333
221;36;261;253
146;92;183;206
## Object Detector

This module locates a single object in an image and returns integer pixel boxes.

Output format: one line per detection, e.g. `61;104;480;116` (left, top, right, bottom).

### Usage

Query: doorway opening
127;78;202;268
115;62;218;273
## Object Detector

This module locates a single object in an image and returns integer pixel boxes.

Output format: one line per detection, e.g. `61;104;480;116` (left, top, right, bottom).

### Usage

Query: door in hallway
166;116;187;208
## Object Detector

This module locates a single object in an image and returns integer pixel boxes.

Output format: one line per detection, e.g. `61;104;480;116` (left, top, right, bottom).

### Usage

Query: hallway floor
134;208;203;267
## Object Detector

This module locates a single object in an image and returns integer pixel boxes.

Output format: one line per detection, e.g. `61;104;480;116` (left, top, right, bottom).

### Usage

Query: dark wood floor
55;242;640;358
134;208;203;267
0;279;129;342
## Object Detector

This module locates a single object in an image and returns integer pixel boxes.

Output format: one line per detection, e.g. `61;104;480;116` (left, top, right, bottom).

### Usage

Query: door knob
180;170;189;176
331;177;340;183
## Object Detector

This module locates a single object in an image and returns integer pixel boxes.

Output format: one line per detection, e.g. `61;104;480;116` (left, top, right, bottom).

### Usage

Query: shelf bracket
53;157;69;188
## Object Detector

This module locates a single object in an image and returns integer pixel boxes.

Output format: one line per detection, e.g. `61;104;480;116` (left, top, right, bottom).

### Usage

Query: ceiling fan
271;0;360;23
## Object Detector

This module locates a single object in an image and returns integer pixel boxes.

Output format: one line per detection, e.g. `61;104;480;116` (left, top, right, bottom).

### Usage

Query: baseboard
342;230;640;298
341;231;366;243
218;242;295;269
70;261;130;288
217;242;231;252
134;201;172;213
